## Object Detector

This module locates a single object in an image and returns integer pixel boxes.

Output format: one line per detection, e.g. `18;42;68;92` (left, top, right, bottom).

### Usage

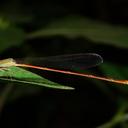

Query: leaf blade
0;66;74;90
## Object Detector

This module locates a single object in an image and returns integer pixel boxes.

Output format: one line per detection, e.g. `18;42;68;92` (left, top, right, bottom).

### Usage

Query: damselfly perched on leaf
0;53;128;85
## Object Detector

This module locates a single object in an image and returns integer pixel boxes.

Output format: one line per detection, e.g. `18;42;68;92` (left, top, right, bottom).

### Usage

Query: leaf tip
60;86;75;90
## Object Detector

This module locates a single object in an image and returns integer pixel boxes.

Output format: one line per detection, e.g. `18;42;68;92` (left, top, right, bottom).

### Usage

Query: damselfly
0;53;128;85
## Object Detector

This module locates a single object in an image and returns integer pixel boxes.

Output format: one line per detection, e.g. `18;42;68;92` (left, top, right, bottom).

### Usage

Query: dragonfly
0;53;128;85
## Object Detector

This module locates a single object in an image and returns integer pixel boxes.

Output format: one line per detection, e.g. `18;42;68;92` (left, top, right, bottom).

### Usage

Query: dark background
0;0;128;128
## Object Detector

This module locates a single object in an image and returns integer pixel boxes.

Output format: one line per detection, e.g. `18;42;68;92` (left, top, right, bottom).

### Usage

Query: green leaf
0;66;74;90
28;15;128;48
0;17;25;52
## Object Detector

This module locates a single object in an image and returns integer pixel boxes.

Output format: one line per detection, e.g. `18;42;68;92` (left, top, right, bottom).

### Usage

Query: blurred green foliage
28;15;128;48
